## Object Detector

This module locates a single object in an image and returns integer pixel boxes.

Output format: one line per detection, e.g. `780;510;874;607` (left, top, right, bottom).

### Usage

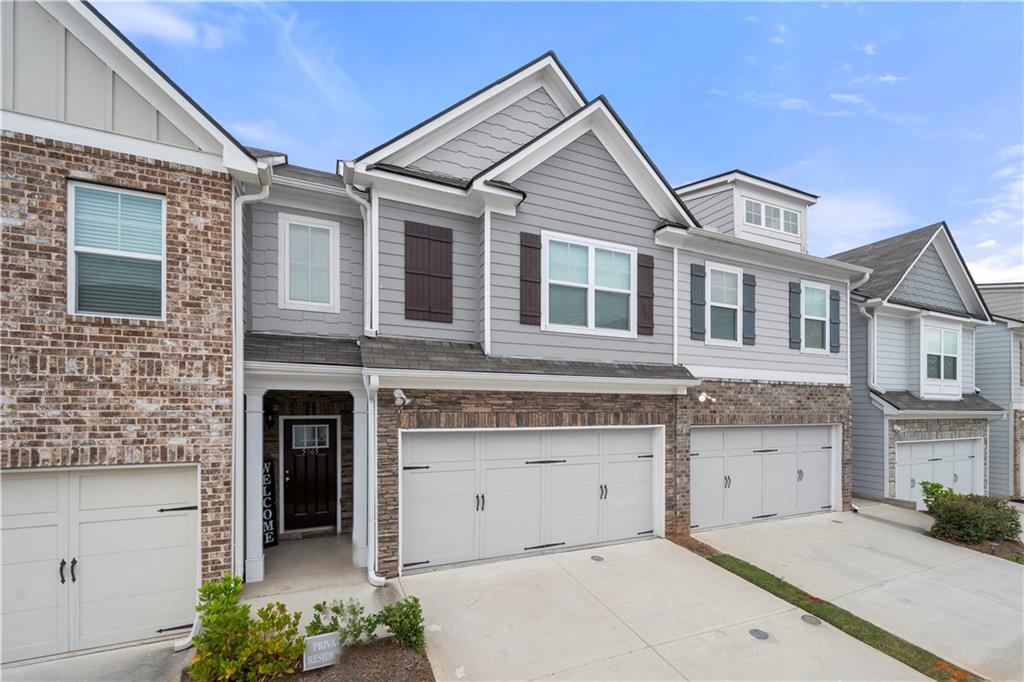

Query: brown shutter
520;232;541;325
405;221;453;323
637;254;654;336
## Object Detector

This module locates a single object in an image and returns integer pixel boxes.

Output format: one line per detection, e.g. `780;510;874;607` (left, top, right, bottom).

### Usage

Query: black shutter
829;288;841;353
788;282;802;349
638;254;654;336
405;222;453;323
519;232;541;325
742;274;756;345
690;263;706;340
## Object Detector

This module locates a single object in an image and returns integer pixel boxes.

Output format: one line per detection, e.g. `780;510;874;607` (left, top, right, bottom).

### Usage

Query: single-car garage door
401;428;659;570
690;425;836;530
896;439;981;508
1;467;198;662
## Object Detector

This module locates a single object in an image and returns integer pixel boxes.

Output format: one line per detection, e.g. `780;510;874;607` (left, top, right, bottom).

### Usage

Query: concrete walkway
697;505;1024;681
399;538;924;681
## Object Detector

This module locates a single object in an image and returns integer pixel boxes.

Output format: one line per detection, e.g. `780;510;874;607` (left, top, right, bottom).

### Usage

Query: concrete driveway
399;538;923;681
697;503;1024;681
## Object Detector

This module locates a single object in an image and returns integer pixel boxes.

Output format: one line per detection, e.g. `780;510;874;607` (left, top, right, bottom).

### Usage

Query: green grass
708;554;984;682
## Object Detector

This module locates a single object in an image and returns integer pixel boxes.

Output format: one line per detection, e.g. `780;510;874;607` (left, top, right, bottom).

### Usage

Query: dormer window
920;320;961;398
743;197;799;236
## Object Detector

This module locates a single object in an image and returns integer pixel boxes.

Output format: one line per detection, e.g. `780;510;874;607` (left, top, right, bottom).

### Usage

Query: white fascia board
357;55;585;168
368;367;699;394
349;167;520;218
676;172;818;204
244;361;365;392
59;2;259;180
871;299;990;325
685;364;849;385
655;225;871;281
473;100;692;226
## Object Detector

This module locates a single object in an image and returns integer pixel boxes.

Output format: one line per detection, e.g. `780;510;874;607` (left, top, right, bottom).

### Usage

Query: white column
244;388;267;582
351;391;369;566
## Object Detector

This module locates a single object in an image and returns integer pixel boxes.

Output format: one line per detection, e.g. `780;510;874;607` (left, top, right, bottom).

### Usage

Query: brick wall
1;132;235;579
374;380;851;577
886;418;989;497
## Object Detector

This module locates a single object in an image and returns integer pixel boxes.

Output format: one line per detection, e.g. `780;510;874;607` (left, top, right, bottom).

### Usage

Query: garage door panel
77;514;194;556
548;460;601;547
725;453;764;523
481;465;543;558
482;431;542;460
403;432;476;466
954;457;974;495
76;544;197;603
798;427;832;447
690;429;724;453
402;467;476;566
763;428;798;449
74;468;195;511
74;586;196;651
603;429;652;456
1;473;63;517
724;428;764;451
2;604;66;662
797;449;832;513
762;452;798;518
549;430;600;457
690;456;725;530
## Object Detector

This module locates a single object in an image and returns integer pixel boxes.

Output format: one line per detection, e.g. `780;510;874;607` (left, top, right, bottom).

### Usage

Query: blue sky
96;1;1024;282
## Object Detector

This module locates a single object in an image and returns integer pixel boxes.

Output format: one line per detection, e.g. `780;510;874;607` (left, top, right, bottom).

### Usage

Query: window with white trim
278;213;340;313
743;197;800;236
68;182;165;319
802;281;829;351
706;263;741;344
541;232;636;337
921;321;961;398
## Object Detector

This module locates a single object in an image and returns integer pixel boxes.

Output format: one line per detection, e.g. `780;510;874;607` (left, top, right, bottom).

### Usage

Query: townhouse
2;1;870;664
832;224;1002;509
975;282;1024;499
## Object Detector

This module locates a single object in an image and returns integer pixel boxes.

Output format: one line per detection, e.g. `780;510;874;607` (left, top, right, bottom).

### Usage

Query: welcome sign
262;460;278;547
303;632;341;671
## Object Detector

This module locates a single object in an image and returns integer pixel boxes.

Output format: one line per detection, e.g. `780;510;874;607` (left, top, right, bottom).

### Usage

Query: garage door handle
797;469;803;482
475;494;480;511
910;478;916;488
403;466;430;471
525;459;566;465
753;449;778;453
59;559;66;584
157;505;198;513
953;473;958;483
481;494;485;511
70;558;77;583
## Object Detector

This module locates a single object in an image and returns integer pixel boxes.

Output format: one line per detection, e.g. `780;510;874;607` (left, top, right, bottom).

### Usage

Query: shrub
931;495;1022;544
919;481;955;511
190;575;304;681
306;598;374;645
372;597;426;653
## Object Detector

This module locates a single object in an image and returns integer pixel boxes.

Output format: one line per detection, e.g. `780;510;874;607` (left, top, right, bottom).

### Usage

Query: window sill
280;300;341;314
704;337;743;348
67;312;165;325
800;346;829;355
541;322;637;340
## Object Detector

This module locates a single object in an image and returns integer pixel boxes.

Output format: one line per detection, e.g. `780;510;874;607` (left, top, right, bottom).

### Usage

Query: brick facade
886;417;989;498
374;380;851;577
0;132;235;579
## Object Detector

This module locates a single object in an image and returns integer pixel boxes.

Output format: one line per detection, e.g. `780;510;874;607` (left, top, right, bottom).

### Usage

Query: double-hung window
921;322;961;397
706;262;742;344
68;182;165;319
542;232;636;337
801;281;829;352
744;198;800;236
278;213;340;313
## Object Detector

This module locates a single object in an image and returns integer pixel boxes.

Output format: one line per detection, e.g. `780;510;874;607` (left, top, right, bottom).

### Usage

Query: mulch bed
286;639;434;682
938;536;1024;564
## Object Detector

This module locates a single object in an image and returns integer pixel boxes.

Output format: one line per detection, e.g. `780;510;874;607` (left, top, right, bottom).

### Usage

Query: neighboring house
832;223;1002;509
975;283;1024;499
0;0;269;663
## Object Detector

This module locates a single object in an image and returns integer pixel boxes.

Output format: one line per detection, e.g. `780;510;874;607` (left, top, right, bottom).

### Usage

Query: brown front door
283;419;338;530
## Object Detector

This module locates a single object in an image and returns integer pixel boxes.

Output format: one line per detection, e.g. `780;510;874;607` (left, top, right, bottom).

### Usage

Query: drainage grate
749;628;769;640
801;615;821;625
591;555;604;562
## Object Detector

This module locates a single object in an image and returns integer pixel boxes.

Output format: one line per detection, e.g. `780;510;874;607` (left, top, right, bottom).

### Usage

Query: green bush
306;598;374;645
931;495;1022;544
919;481;955;511
372;597;426;653
190;575;304;681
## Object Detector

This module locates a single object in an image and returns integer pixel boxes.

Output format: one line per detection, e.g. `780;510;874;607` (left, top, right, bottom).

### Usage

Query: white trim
278;416;342;535
483;208;492;355
540;230;638;339
919;318;962;399
704;260;743;347
672;248;679;366
800;279;830;354
370;367;697;394
370;191;381;333
66;180;166;321
685;364;849;385
675;171;819;204
742;196;801;237
276;212;341;314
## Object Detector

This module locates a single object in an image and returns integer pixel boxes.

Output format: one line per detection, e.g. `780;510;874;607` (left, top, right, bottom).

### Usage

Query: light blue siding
850;305;886;497
891;244;967;314
875;314;907;391
981;287;1024;320
976;324;1013;496
962;326;975;391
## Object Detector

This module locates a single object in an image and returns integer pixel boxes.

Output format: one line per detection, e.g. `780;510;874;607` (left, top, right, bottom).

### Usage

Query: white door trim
278;415;343;535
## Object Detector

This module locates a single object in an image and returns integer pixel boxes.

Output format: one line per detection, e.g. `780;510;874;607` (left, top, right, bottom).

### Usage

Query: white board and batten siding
1;466;199;662
399;427;661;570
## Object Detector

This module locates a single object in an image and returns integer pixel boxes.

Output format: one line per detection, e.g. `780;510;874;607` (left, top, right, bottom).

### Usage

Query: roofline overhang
860;298;993;325
869;392;1004;419
654;225;871;281
674;170;819;203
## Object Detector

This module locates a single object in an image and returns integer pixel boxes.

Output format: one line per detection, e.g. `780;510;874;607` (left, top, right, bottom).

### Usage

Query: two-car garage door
400;428;658;570
1;467;198;662
690;425;836;530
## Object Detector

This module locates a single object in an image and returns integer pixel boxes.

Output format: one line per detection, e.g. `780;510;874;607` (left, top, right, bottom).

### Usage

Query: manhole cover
591;555;604;562
749;628;769;640
801;615;821;625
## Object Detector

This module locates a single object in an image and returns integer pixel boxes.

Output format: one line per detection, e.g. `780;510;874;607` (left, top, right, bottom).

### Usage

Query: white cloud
992;165;1018;179
809;192;917;256
997;144;1024;160
858;42;877;55
231;121;295;149
708;88;728;96
744;15;759;23
771;36;786;45
976;239;998;249
852;73;910;86
96;2;228;49
779;97;811;110
830;93;871;106
776;24;787;34
967;250;1024;283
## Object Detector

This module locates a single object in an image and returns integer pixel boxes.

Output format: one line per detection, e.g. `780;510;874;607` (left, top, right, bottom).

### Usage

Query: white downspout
858;305;883;393
363;374;387;586
341;164;376;337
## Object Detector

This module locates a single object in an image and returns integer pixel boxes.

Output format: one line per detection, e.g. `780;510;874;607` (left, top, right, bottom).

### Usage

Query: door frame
893;436;983;505
396;424;666;576
278;415;343;535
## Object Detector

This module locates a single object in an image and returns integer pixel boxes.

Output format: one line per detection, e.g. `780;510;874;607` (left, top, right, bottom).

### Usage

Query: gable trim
472;96;698;227
354;52;586;167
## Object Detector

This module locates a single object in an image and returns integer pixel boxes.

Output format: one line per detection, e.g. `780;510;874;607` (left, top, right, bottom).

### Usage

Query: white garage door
401;428;657;570
690;425;835;530
896;439;980;509
1;467;198;662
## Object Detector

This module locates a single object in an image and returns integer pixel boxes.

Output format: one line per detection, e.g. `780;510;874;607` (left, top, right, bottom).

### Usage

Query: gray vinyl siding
1014;333;1024;406
981;288;1024;320
489;131;673;363
891;244;968;314
976;324;1013;496
378;199;480;343
246;202;364;338
875;313;907;391
406;87;564;180
907;320;920;392
851;304;886;497
675;253;849;378
681;189;734;235
962;326;975;391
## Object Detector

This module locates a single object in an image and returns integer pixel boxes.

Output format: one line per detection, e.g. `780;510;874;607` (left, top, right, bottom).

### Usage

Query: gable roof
675;169;819;202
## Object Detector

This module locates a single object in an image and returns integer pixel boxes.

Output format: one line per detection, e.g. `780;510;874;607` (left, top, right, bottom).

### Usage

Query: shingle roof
829;223;943;299
274;164;344;187
872;390;1002;413
245;334;361;367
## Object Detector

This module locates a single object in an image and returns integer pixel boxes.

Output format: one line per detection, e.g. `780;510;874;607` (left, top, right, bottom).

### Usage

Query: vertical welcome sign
262;460;278;547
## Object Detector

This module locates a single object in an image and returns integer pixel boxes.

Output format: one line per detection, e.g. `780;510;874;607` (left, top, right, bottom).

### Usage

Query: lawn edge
705;553;985;682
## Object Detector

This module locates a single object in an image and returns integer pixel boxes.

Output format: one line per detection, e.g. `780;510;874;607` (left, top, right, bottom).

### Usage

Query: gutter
340;163;377;337
858;305;883;393
362;375;387;587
